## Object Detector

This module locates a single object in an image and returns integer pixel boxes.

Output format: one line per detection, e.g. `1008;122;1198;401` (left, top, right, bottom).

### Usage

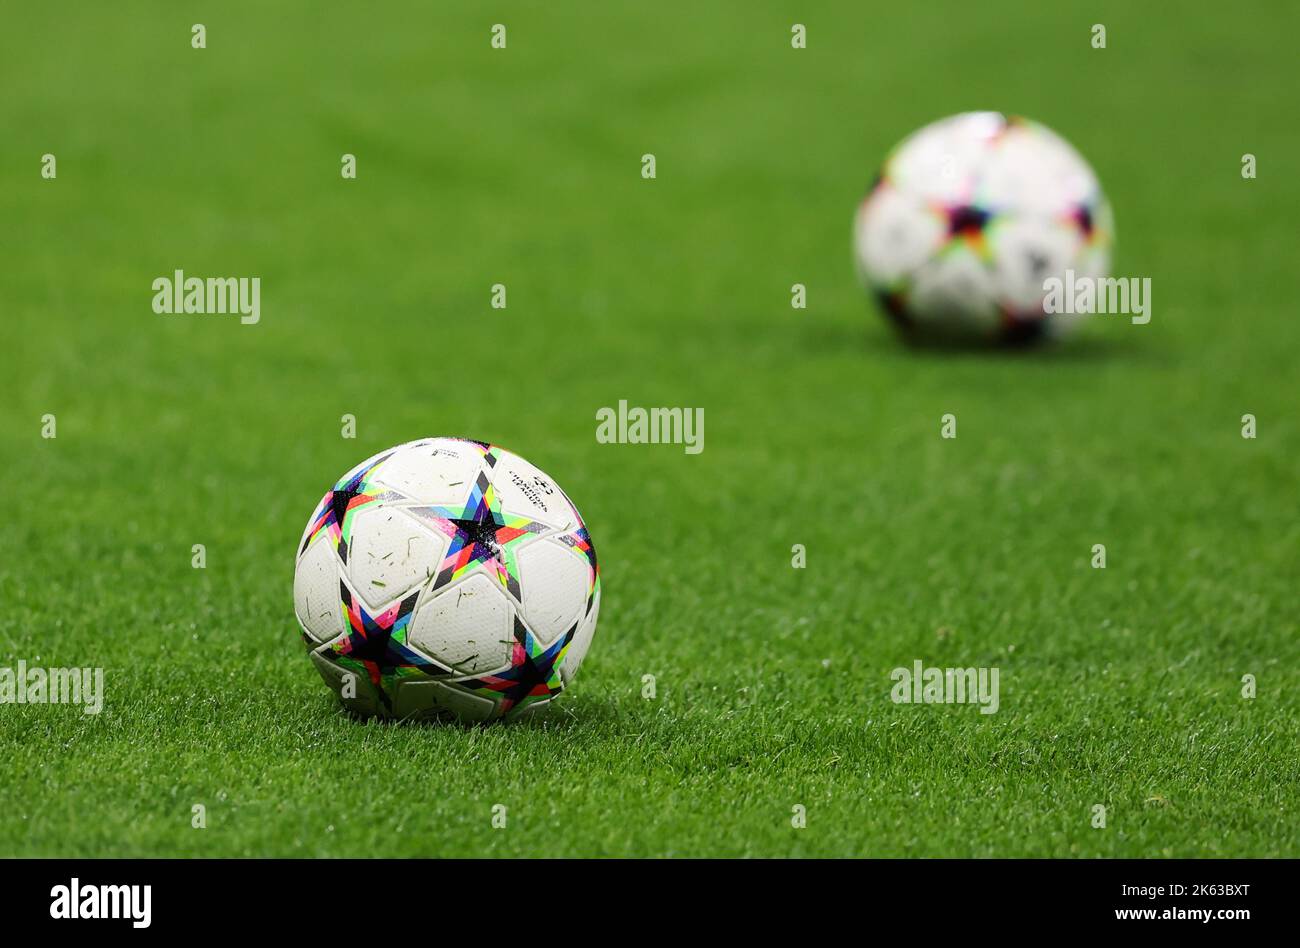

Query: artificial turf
2;1;1297;857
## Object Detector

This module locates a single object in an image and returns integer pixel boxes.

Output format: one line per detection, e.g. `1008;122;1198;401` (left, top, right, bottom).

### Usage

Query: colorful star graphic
453;438;495;463
325;582;452;711
300;451;402;565
405;466;550;603
555;526;600;615
457;616;576;717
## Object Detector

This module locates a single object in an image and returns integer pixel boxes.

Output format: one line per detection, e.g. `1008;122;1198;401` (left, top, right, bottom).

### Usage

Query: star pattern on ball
300;450;402;566
452;437;495;463
946;203;991;238
457;616;576;717
942;202;995;260
405;466;550;603
326;583;451;711
556;525;600;615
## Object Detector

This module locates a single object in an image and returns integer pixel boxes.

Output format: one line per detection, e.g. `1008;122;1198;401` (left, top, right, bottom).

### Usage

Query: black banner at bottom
2;858;1286;934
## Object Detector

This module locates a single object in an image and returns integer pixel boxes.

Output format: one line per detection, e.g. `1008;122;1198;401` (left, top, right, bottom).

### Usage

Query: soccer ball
853;112;1113;343
293;438;600;723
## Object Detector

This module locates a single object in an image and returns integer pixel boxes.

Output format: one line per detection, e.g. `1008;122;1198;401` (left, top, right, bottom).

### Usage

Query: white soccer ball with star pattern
293;437;600;723
854;111;1113;343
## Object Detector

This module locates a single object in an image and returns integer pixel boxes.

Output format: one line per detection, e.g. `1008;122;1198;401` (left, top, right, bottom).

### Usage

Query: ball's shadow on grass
804;321;1161;365
326;694;628;734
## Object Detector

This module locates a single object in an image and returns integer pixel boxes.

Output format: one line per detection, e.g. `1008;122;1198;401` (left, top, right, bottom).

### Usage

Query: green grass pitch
2;2;1297;857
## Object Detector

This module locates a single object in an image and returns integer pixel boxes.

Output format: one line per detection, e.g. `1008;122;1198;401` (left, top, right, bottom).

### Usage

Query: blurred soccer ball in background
293;438;600;723
854;112;1113;344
